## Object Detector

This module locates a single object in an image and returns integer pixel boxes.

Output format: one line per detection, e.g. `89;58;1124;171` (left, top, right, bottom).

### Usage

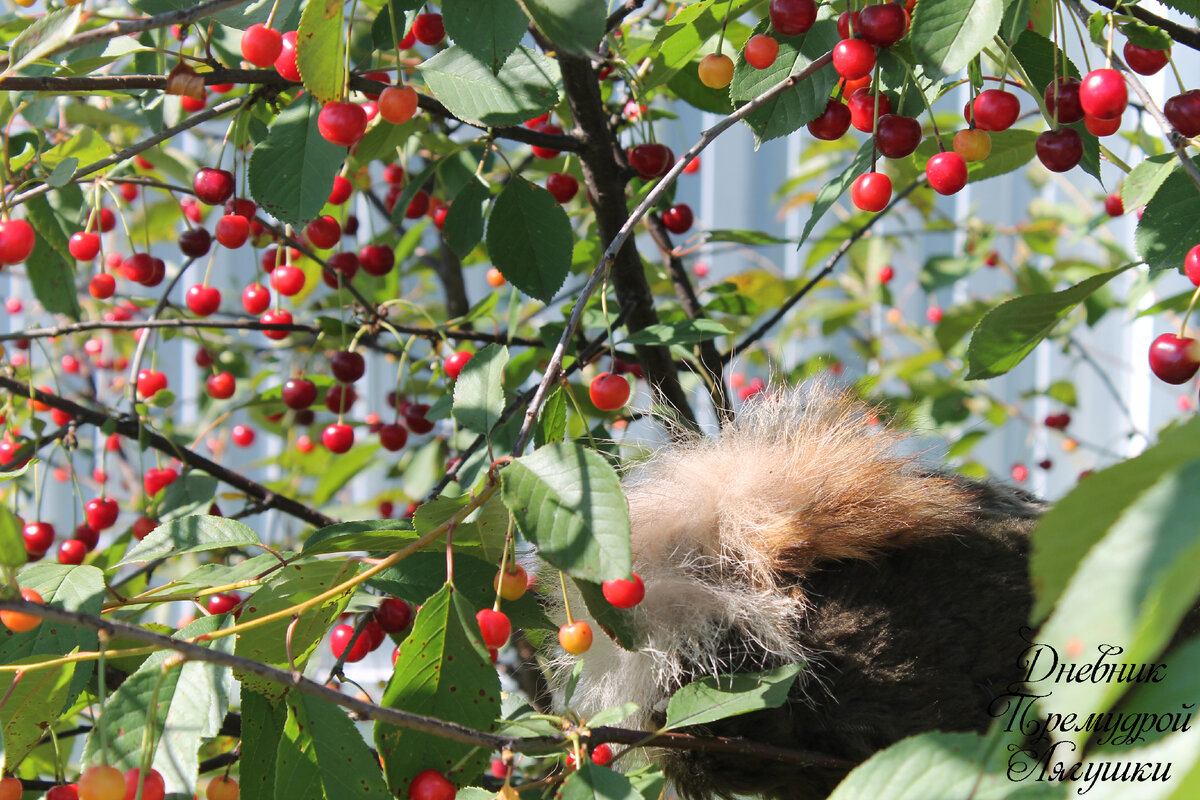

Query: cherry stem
558;570;575;624
899;57;943;145
492;516;516;612
264;0;282;30
714;0;735;56
1180;285;1200;337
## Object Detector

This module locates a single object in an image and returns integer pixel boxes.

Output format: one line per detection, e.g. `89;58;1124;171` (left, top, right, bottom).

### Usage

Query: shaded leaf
486;177;573;304
23;194;82;319
302;520;417;556
453;344;509;437
664;664;802;730
624;319;730;346
1135;157;1200;273
249;94;345;228
420;46;561;128
0;656;75;772
909;0;1004;78
443;0;526;73
119;515;260;565
523;0;606;56
443;179;490;258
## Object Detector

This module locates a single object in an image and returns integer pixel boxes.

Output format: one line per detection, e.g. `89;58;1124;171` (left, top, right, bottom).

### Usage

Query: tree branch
0;376;336;528
1085;0;1200;53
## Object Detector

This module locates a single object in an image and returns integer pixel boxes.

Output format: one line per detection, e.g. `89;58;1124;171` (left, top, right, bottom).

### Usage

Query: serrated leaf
0;506;27;568
212;0;300;29
535;387;567;448
82;615;232;797
420;45;561;128
1135;157;1200;273
443;0;526;73
275;696;321;800
453;344;508;437
486;177;573;304
500;444;631;583
559;762;642;800
623;319;730;346
249;94;345;228
5;6;82;76
910;0;1004;78
23;194;82;320
119;515;260;565
302;519;418;556
799;139;873;245
375;583;500;793
965;264;1136;379
296;0;346;106
1122;154;1176;211
0;656;75;772
241;691;286;800
46;157;77;188
443;179;489;258
157;472;218;522
732;19;840;147
287;694;390;800
312;442;381;506
664;664;802;730
235;560;359;700
523;0;606;56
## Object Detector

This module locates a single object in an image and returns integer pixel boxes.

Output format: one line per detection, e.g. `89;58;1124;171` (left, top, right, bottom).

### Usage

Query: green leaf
1010;29;1079;98
559;762;643;800
705;229;792;245
235;560;359;700
500;443;631;583
119;515;260;565
486;177;573;304
1120;20;1172;50
212;0;300;29
664;664;802;730
0;506;28;568
0;656;76;772
453;344;509;437
420;45;561;128
312;442;381;506
732;19;841;147
1135;158;1200;273
23;194;82;320
275;696;321;800
910;0;1004;78
827;731;1060;800
442;0;526;73
623;319;730;346
249;94;345;228
1031;416;1200;623
6;6;82;75
799;139;873;245
574;578;642;650
46;157;77;188
1122;154;1176;211
82;615;232;797
1033;459;1200;746
535;387;567;448
919;256;973;293
287;694;390;800
241;691;286;800
913;129;1039;185
296;0;346;106
522;0;607;56
965;264;1136;379
666;65;735;115
641;0;765;91
302;519;418;556
158;472;218;522
388;157;441;226
443;179;489;258
375;583;500;793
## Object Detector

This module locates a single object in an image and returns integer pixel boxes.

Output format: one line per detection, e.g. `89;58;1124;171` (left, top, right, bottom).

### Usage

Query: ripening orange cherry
953;129;992;162
697;53;734;89
559;620;593;654
486;267;506;287
494;564;528;601
80;765;126;800
379;86;419;125
0;776;23;800
1;588;44;633
205;776;239;800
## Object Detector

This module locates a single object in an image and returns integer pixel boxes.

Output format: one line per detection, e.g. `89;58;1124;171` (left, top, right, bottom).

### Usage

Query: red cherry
324;384;357;414
274;31;300;82
74;523;100;551
879;265;895;283
47;786;77;800
1044;412;1071;430
807;99;851;140
530;124;564;159
601;574;645;608
58;539;87;565
1185;245;1200;286
23;521;55;557
1104;193;1124;217
143;467;178;496
89;273;117;299
303;216;339;250
207;593;240;614
231;424;256;447
444;351;472;380
1011;464;1028;482
405;189;430;219
85;497;120;530
1044;77;1084;124
628;143;672;179
359;245;395;276
329;350;365;383
178;227;212;258
589;372;631;410
0;219;36;265
1149;333;1200;384
206;371;236;399
837;10;861;39
926;306;943;324
1123;41;1169;76
241;283;270;314
379;424;409;451
744;34;779;69
1035;127;1083;173
328;175;354;206
1164;91;1200;137
282;377;317;409
408;770;455;800
662;203;694;234
857;3;908;47
1084;113;1122;137
558;620;593;654
412;13;445;45
181;93;206;113
186;284;221;316
925;152;968;195
851;171;892;212
136;369;168;399
241;24;282;67
193;168;235;206
69;231;101;260
318;102;368;148
1079;68;1127;120
546;173;579;203
322;423;355;453
874;114;922;158
847;88;891;132
329;623;371;662
404;403;434;434
374;597;413;632
972;89;1020;132
132;515;159;540
769;0;816;35
476;608;511;648
270;265;305;296
832;39;875;81
215;214;250;249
